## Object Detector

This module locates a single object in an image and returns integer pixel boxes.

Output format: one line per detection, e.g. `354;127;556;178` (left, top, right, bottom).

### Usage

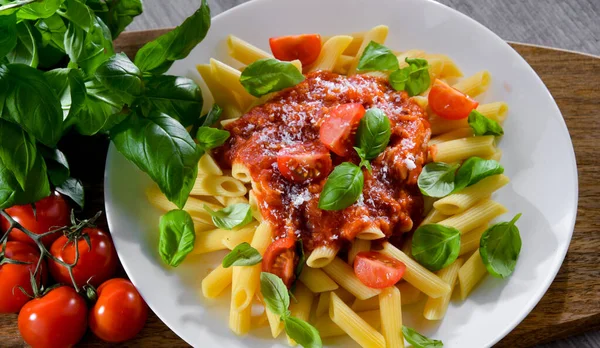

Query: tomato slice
428;79;479;120
262;236;298;288
353;251;406;289
319;103;366;157
269;34;322;66
277;143;332;183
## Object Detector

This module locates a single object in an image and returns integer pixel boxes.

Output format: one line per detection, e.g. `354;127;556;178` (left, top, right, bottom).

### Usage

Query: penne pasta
452;70;491;97
476;101;508;124
247;189;263;222
459;224;488;256
423;258;464;320
231;161;252;183
198;152;224;176
428;128;474;146
202;265;233;299
438;199;508;234
314;309;381;338
379;286;404;348
221;222;258;250
287;283;314;345
329;292;385;348
431;135;496;163
323;257;381;300
191;174;247;197
434;174;510;215
347;25;389;75
348;239;370;265
420;208;449;226
309;35;353;72
306;245;339;268
458;249;488;300
227;34;273;65
298;266;339;293
396;281;423;305
215;195;248;207
356;225;386;240
192;227;229;255
147;186;220;227
425;53;463;80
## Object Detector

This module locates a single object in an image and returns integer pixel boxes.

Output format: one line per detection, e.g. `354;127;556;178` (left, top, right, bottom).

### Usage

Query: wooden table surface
1;1;599;347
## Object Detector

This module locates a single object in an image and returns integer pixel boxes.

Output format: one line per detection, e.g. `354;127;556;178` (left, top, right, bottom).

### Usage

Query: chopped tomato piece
353;251;406;289
319;103;366;156
269;34;322;66
428;79;479;120
277;143;332;183
262;236;298;288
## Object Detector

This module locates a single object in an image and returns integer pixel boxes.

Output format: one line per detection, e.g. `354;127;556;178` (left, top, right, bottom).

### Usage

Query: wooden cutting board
0;29;598;347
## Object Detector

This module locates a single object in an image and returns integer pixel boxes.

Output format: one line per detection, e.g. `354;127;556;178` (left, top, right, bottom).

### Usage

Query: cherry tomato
89;278;148;343
49;227;117;288
2;191;70;247
277;143;332;183
262;236;298;288
319;103;366;156
269;34;322;66
0;242;47;313
18;286;87;348
353;251;406;289
428;79;479;120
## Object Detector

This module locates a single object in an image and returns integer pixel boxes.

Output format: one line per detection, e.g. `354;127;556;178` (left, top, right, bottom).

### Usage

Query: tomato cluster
0;192;148;347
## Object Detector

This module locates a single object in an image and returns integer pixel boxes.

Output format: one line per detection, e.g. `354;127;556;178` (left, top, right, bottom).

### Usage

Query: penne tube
227;34;273;65
322;31;365;56
308;35;353;72
356;225;386;240
429;101;506;135
476;101;508;124
247;189;263;222
192;227;229;254
191;174;247;197
287;283;314;345
425;53;463;79
423;258;464;320
221;222;258;250
420;208;449;226
428;128;474;146
396;281;423;305
458;249;488;300
202;265;233;299
431;135;496;163
348;239;371;265
347;25;389;75
231;161;252;183
452;70;491;97
459;224;488;256
381;243;450;298
196;64;246;111
306;245;338;268
323;257;381;300
198;152;223;176
314;309;381;338
146;186;220;226
329;292;385;348
379;286;404;348
210;58;255;109
396;49;426;68
298;266;339;293
434;174;510;215
333;54;354;75
265;306;284;338
351;296;379;312
437;199;508;234
315;289;355;317
215;195;248;207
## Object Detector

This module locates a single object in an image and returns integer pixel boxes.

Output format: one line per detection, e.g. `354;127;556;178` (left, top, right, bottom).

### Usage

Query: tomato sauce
215;71;431;251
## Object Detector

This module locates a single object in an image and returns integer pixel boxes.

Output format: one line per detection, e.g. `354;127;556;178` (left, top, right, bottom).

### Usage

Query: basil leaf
39;146;69;186
222;242;262;268
44;68;86;120
0;64;63;147
7;21;38;68
412;224;461;271
204;203;252;230
0;13;17;59
283;316;323;348
468;110;504;136
159;209;196;267
134;0;210;74
240;58;305;97
196;127;230;151
64;15;114;75
418;162;460;198
402;326;443;348
55;177;84;208
111;111;202;209
0;119;36;190
390;58;430;96
201;104;222;127
0;144;50;210
356;41;398;72
60;0;95;32
17;0;63;20
141;75;203;127
480;214;522;278
95;53;143;97
35;14;66;51
356;107;391;160
318;162;364;211
260;272;290;317
91;0;142;39
454;157;503;192
353;147;372;173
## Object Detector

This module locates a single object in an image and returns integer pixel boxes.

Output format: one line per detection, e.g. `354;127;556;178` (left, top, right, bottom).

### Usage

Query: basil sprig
356;41;399;72
260;272;322;348
480;214;522;278
195;127;230;151
418;157;504;197
412;224;461;271
355;108;391;160
204;203;253;230
468;110;504;136
222;242;262;268
390;57;431;96
318;162;364;211
159;209;196;267
402;326;444;347
240;58;305;97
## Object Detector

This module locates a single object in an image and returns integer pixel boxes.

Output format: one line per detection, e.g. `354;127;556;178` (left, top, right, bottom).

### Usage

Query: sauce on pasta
215;71;431;251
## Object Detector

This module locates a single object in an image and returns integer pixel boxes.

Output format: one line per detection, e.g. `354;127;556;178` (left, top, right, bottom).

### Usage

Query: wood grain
0;29;598;348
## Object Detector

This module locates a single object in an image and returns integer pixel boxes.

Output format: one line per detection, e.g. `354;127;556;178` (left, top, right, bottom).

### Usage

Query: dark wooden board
0;29;598;347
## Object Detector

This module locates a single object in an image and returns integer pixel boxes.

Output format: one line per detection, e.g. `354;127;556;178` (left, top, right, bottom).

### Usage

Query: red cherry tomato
428;79;479;120
262;236;298;288
277;143;332;183
0;242;47;313
49;227;117;288
353;251;406;289
2;191;70;247
269;34;322;66
89;278;148;343
18;286;87;348
319;103;366;156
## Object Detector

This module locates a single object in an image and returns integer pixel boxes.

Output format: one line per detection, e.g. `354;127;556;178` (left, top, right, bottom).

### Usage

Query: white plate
104;0;578;346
